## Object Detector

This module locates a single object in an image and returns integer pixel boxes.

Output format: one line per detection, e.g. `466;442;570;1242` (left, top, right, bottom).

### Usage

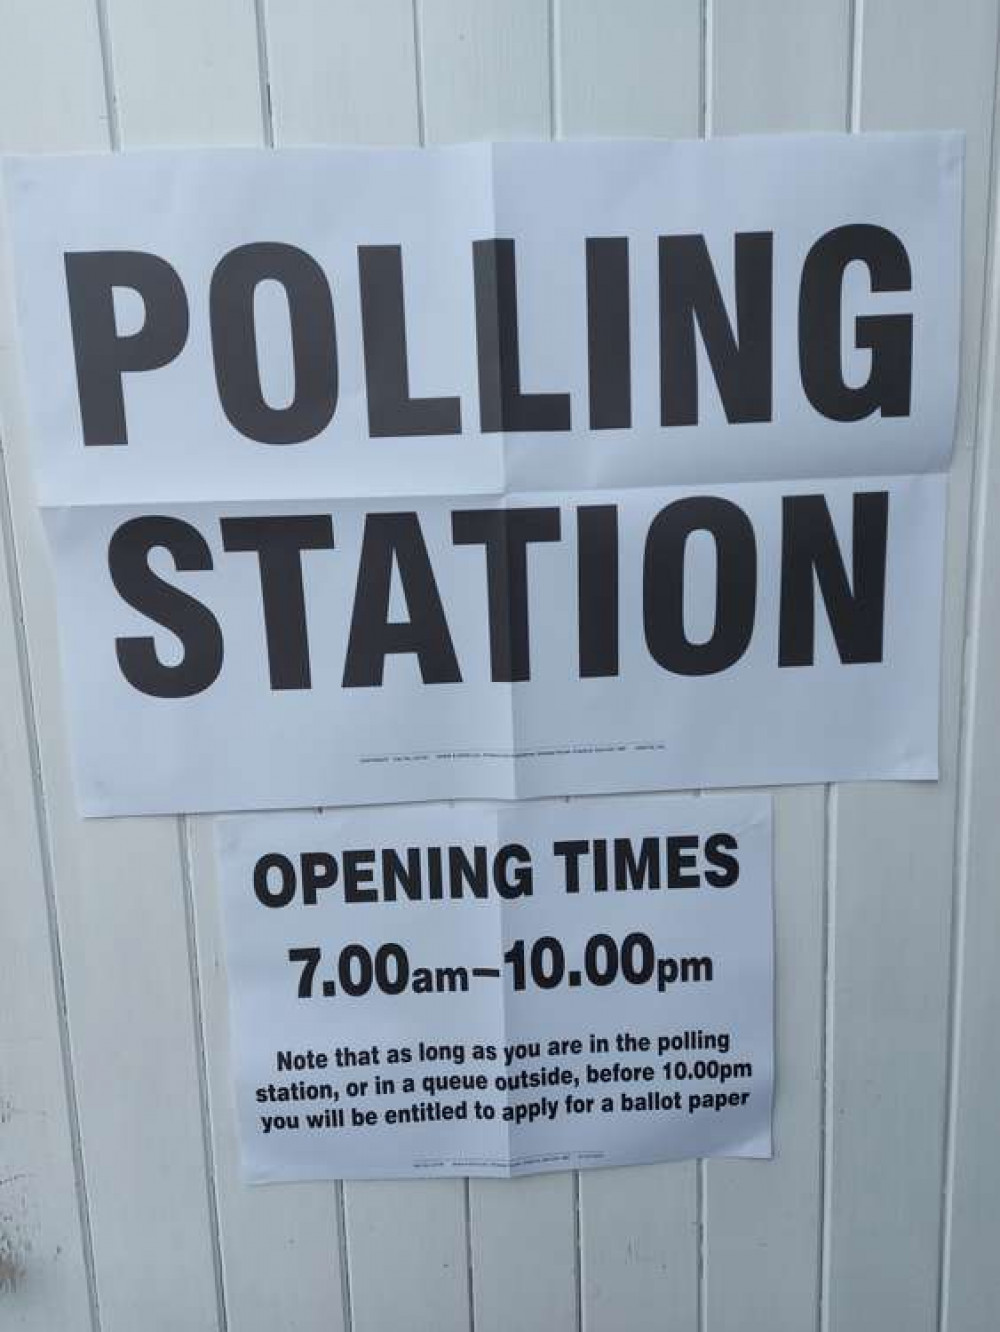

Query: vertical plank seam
253;0;274;146
548;0;561;139
178;819;230;1332
99;0;238;1315
103;5;241;1309
698;13;712;1329
820;14;863;1328
0;6;139;1325
412;0;427;147
336;1183;355;1332
246;8;359;1325
252;9;365;1331
463;1182;476;1332
572;1173;582;1332
938;13;1000;1328
700;0;714;139
697;1161;707;1332
548;12;578;1329
818;785;838;1332
0;449;102;1332
92;0;121;149
848;0;864;139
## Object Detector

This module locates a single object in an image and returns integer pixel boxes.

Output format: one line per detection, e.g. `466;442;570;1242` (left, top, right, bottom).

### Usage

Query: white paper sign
1;134;961;814
215;793;773;1180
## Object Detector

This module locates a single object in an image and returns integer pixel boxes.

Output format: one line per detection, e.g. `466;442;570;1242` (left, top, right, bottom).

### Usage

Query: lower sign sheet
215;792;773;1180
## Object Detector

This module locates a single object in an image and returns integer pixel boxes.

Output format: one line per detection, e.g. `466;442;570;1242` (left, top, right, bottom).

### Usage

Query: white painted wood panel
266;0;420;146
944;95;1000;1326
557;0;702;139
96;4;352;1329
0;606;93;1332
1;3;1000;1330
578;1164;699;1332
702;7;850;1328
343;1180;470;1332
0;8;106;1326
0;0;110;154
469;1174;578;1332
414;6;583;1327
712;0;851;135
0;3;222;1330
824;3;1000;1331
418;0;552;141
185;819;347;1332
1;267;222;1332
101;0;263;146
702;791;826;1332
261;4;470;1327
0;309;93;1332
558;9;703;1328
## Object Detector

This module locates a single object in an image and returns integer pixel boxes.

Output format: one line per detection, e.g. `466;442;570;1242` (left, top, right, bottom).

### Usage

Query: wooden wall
1;2;998;1329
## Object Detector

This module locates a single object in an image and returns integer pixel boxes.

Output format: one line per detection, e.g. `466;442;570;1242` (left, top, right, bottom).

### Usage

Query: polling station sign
1;134;960;815
215;793;773;1180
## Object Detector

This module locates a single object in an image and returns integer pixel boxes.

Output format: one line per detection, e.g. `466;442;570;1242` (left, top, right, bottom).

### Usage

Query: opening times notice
215;794;773;1181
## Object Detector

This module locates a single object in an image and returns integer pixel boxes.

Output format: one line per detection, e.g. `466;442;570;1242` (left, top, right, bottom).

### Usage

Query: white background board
0;2;998;1331
216;794;773;1182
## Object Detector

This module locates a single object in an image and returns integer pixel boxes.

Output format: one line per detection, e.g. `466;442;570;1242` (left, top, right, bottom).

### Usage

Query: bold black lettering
427;846;444;899
659;233;773;426
614;838;661;891
493;844;534;899
593;839;609;892
253;853;297;907
704;833;740;887
358;245;461;437
300;852;338;904
65;251;189;447
586;237;631;429
799;225;912;420
779;491;888;666
220;515;334;690
452;507;561;681
643;498;757;675
666;835;700;889
473;239;571;432
210;243;338;444
343;512;461;686
553;839;589;893
108;516;222;698
448;846;489;899
343;849;377;903
577;504;619;679
381;848;424;901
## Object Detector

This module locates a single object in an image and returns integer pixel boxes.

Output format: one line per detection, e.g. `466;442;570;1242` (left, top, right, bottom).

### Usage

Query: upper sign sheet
2;133;962;508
